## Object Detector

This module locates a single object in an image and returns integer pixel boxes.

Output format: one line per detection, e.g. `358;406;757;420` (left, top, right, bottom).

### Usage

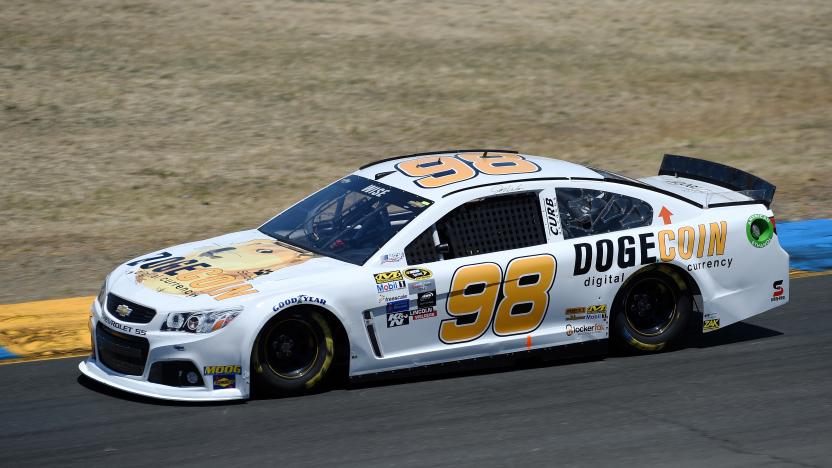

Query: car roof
352;150;603;199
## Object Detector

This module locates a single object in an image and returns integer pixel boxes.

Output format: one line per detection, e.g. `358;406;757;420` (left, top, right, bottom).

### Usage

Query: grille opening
96;322;149;376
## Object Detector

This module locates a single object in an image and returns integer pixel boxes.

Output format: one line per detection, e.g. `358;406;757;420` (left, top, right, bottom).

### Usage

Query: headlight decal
97;276;110;307
161;308;242;333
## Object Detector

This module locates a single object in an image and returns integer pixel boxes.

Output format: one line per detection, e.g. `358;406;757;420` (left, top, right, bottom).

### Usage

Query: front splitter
79;358;245;402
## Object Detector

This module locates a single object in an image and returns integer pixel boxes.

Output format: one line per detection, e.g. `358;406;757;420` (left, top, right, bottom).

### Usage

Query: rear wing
659;154;776;208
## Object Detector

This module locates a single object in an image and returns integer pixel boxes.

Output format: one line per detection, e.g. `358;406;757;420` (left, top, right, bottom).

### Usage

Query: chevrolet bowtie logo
115;304;132;318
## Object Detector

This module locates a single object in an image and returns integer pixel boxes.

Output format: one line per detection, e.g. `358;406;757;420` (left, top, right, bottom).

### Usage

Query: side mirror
436;243;450;255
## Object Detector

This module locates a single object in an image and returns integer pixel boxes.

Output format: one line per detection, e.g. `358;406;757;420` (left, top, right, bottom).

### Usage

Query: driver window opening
405;192;546;264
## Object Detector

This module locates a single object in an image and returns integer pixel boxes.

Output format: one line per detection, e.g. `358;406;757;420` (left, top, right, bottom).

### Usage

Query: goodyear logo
587;304;606;313
204;365;242;375
374;270;404;284
403;268;432;281
703;319;720;332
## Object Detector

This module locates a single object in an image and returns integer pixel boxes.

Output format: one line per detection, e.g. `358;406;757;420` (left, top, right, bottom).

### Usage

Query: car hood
107;229;357;311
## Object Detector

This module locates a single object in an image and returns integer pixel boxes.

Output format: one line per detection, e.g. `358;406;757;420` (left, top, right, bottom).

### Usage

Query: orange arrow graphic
659;206;673;225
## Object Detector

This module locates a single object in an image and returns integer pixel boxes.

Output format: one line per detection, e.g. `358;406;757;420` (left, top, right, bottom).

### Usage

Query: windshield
259;176;433;265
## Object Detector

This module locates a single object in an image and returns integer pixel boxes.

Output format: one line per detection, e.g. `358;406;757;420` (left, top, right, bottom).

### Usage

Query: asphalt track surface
1;276;830;467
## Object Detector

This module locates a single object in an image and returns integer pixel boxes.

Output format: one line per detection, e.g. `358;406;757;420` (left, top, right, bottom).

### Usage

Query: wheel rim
264;318;320;379
623;277;678;337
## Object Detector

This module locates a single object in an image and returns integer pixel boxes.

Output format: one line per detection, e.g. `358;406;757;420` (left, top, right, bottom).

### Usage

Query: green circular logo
746;214;773;248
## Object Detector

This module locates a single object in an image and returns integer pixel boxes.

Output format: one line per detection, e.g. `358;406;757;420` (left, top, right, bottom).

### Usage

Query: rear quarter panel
665;204;790;331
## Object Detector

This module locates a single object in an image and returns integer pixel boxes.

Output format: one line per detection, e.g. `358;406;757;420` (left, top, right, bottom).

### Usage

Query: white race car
80;150;789;401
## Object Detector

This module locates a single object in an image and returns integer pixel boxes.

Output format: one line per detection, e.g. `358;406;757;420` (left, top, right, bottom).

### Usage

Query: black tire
612;267;692;352
252;309;335;395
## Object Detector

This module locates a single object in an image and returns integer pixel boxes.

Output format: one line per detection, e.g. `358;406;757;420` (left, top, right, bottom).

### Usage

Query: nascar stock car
80;150;789;401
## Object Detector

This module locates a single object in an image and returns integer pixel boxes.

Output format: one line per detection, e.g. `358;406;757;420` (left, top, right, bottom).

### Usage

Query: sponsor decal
273;294;327;311
746;214;774;248
583;273;625;288
417;291;437;308
126;240;316;301
587;304;608;319
377;280;406;293
565;304;607;321
565;322;605;336
771;280;786;302
410;307;438;320
378;293;407;304
204;365;242;375
387;311;410;328
574;233;658;276
573;222;730;282
665;179;706;192
686;258;733;271
703;318;720;332
374;270;404;284
565;307;586;320
387;306;437;327
408;279;436;294
386;299;409;313
543;197;561;236
361;184;391;197
403;267;432;281
380;252;404;263
213;374;236;390
407;200;433;208
101;314;147;336
661;222;729;264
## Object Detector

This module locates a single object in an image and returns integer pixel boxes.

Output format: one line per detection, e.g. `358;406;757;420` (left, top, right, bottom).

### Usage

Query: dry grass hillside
1;0;830;302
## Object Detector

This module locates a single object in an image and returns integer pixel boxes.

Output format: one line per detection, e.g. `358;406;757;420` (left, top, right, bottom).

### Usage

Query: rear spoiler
659;154;776;208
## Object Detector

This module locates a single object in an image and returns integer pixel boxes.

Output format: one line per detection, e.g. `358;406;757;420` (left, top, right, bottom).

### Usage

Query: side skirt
349;339;608;384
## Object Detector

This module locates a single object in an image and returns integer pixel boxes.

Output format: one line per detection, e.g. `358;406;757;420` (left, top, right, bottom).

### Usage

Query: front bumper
82;300;249;402
79;358;244;402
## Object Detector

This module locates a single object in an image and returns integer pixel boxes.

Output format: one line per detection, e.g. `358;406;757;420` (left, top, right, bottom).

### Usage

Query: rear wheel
252;309;334;395
612;268;692;352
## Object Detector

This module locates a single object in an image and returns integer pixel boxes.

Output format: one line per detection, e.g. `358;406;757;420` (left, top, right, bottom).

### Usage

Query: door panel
368;242;583;361
362;187;614;366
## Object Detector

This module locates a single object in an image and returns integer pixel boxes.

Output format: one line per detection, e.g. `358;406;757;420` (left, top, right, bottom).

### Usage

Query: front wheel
612;268;692;352
252;309;334;395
